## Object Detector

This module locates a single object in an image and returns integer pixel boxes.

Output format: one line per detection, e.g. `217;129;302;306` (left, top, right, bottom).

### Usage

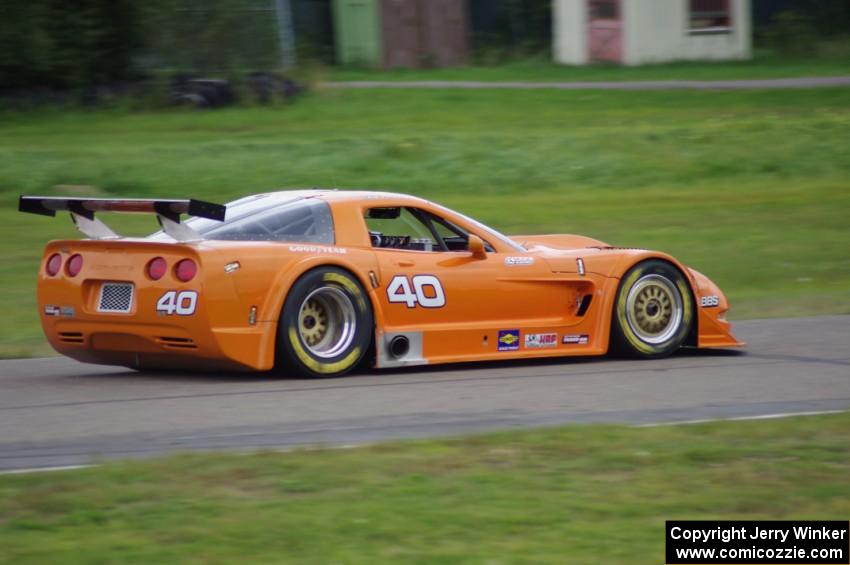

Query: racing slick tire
276;267;373;378
610;259;694;359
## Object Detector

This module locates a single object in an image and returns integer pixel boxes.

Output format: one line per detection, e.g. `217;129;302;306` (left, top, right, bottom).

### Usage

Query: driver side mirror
468;234;487;260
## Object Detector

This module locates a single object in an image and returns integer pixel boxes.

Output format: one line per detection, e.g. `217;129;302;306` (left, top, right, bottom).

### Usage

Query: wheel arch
608;253;699;351
266;258;380;369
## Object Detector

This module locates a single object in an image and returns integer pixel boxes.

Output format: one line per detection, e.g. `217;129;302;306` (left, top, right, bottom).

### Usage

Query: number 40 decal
387;275;445;308
156;290;198;315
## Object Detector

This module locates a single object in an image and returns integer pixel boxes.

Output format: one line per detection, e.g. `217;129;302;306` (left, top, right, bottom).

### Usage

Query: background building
554;0;752;65
332;0;468;68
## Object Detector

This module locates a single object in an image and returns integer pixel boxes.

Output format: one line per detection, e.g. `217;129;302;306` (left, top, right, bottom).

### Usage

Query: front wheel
610;260;694;358
276;267;373;378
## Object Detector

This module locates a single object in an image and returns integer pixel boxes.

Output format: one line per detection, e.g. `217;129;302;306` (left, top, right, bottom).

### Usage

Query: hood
511;234;609;250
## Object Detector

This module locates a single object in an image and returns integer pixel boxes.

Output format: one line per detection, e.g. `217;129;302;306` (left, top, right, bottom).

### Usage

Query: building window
589;0;619;20
689;0;732;33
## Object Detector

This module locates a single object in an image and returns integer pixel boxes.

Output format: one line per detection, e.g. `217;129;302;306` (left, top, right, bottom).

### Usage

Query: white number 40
387;275;445;308
156;290;198;315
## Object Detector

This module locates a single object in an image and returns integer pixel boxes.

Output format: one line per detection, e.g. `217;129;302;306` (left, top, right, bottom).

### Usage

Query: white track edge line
636;409;845;427
0;464;93;476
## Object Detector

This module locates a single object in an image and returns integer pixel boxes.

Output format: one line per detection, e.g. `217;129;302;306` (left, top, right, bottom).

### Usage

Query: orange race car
20;190;742;377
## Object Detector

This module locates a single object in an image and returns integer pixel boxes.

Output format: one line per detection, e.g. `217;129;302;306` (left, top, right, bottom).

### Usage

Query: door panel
373;249;587;360
588;0;623;63
363;203;595;362
373;249;500;330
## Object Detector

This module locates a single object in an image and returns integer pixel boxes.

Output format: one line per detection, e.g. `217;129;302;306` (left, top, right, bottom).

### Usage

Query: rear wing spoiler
18;196;226;242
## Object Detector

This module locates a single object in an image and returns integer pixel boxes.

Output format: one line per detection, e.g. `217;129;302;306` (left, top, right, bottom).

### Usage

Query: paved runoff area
0;316;848;471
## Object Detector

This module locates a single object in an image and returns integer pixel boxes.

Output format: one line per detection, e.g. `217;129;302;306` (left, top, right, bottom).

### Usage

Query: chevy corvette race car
20;190;742;377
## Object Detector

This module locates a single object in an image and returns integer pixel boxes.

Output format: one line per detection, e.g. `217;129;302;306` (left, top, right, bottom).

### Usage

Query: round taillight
46;253;62;277
175;259;197;282
66;254;83;277
147;257;167;280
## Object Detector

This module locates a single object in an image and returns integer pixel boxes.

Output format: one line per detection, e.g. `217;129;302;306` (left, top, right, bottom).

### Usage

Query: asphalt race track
1;316;848;471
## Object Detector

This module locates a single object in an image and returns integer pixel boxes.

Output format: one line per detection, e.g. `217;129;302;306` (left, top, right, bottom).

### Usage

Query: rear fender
255;249;383;368
258;251;380;322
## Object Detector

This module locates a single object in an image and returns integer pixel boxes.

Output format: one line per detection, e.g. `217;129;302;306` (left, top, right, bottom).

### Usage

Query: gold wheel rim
633;284;672;334
625;274;683;345
299;299;328;347
297;286;357;359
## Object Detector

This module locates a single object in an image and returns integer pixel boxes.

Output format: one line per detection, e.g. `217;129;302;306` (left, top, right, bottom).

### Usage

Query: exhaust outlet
388;335;410;359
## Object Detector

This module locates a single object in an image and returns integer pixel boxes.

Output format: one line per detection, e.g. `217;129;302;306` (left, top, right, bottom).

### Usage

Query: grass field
2;86;850;357
1;413;848;563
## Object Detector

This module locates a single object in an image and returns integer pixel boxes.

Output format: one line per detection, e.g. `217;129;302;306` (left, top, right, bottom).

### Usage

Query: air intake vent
98;282;134;313
577;294;593;316
157;336;197;349
58;332;84;343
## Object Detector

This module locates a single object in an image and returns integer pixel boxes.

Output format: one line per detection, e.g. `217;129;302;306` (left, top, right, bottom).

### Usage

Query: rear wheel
610;260;694;358
276;267;373;378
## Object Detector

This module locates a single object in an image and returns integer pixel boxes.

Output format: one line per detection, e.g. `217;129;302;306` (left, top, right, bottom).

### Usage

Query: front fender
687;267;744;348
586;249;743;349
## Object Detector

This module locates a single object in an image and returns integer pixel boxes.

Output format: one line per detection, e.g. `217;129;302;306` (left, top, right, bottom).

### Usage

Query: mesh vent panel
98;283;134;313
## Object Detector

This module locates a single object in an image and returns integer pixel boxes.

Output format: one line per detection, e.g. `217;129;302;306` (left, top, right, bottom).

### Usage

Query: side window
424;211;490;252
365;207;438;251
364;207;492;252
202;199;334;243
431;216;460;240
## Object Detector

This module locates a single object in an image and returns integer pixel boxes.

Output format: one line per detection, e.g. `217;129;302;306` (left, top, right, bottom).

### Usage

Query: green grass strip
1;413;849;563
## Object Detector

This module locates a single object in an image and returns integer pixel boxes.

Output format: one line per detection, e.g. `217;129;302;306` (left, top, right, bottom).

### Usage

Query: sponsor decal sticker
288;245;347;255
562;334;589;345
524;332;558;348
497;329;520;351
44;305;75;317
504;256;535;266
700;295;720;308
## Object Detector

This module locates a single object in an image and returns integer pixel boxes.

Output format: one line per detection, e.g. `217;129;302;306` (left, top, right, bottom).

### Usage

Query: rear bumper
35;239;280;372
44;318;275;372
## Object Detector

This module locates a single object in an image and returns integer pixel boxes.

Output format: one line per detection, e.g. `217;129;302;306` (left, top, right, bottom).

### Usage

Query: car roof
195;189;525;253
260;189;429;206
